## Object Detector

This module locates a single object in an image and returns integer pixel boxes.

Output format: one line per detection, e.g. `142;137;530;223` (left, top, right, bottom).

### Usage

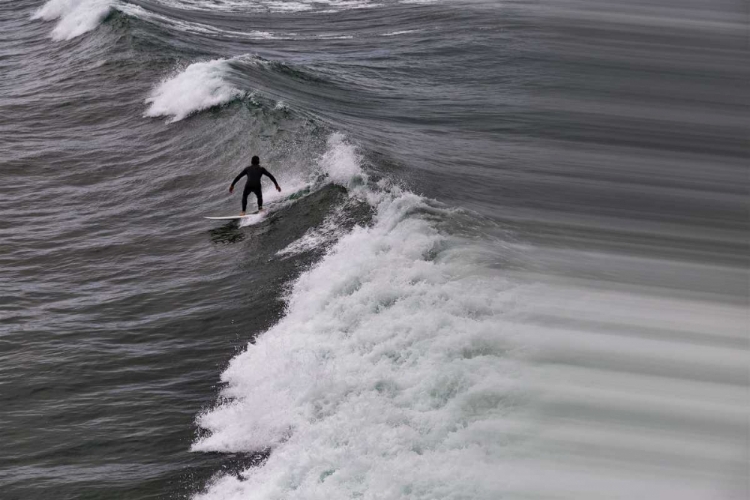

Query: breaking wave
32;0;115;41
144;59;244;123
191;133;524;499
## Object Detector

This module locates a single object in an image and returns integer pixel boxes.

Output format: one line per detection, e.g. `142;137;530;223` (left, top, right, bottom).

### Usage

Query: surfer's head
251;156;260;165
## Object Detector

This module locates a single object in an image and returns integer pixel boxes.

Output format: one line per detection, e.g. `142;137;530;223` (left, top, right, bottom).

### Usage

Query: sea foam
192;135;524;499
144;59;243;123
32;0;114;41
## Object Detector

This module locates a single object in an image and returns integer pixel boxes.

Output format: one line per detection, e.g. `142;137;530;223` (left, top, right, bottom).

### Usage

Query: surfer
229;156;281;215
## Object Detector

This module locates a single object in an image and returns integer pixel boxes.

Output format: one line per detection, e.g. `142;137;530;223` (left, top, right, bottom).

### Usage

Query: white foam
274;135;369;255
32;0;114;41
235;211;266;227
192;135;524;499
144;59;243;123
382;29;420;36
237;177;311;227
316;33;355;39
318;132;367;189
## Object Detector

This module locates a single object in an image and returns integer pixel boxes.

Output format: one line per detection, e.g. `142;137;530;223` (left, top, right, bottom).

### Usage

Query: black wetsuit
231;165;279;211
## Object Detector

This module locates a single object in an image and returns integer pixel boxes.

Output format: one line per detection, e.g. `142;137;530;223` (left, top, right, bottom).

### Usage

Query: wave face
6;0;748;500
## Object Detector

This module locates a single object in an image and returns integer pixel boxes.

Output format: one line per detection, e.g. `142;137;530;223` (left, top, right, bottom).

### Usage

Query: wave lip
32;0;114;41
144;59;244;123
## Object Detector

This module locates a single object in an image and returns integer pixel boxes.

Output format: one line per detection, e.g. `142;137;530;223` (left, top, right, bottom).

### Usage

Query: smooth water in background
1;1;747;499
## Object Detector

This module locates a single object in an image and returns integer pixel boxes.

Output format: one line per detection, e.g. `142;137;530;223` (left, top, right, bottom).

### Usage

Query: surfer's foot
258;208;264;212
240;211;246;216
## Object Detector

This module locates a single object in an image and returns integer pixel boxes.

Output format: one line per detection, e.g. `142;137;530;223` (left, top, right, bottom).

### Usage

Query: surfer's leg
241;188;250;213
255;188;263;211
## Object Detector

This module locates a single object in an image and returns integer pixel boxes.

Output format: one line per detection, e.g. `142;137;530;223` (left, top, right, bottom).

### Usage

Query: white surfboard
205;211;261;221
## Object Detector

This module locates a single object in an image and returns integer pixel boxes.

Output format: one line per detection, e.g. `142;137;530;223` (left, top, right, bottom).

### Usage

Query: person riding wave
229;155;281;215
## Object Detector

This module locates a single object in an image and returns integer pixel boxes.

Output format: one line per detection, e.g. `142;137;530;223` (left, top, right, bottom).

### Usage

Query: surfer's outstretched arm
229;168;247;193
262;168;281;192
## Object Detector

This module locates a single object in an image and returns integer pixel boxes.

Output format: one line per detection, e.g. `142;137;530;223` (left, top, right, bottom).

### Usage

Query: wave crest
32;0;114;41
144;59;244;123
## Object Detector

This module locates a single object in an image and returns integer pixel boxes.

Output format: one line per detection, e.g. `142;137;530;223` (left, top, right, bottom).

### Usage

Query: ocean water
1;1;747;499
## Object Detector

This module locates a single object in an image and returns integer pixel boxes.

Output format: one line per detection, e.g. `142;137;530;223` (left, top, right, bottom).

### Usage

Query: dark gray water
1;1;747;499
